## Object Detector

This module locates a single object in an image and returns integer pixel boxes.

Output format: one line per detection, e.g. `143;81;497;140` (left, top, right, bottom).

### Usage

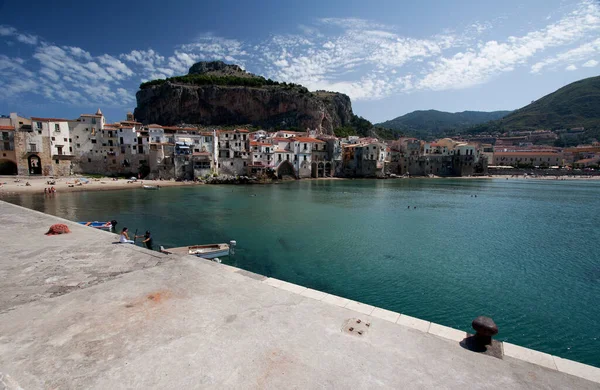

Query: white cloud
419;0;600;90
531;38;600;73
2;1;600;107
0;24;38;45
565;64;577;71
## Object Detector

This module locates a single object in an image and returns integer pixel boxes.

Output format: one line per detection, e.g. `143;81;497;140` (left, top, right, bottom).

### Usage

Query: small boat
143;185;159;190
79;221;113;231
160;241;235;259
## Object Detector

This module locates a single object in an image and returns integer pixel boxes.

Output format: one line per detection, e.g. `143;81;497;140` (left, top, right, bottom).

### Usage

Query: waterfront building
492;151;563;167
30;117;73;176
217;129;250;176
341;141;387;178
289;137;323;178
1;109;493;180
0;119;17;175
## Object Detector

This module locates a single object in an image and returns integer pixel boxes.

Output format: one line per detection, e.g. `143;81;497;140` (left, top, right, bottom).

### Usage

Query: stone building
0;121;17;175
216;129;250;176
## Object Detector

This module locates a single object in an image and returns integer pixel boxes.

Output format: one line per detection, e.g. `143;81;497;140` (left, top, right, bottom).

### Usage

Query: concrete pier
0;200;599;389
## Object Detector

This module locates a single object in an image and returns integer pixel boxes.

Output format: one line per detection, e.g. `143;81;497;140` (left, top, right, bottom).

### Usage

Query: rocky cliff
134;61;355;134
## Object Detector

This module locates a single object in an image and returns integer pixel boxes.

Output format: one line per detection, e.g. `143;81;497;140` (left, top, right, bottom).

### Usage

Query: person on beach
136;230;153;250
119;227;135;244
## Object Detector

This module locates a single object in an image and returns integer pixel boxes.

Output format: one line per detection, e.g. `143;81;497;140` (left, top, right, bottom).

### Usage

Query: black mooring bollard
472;316;498;346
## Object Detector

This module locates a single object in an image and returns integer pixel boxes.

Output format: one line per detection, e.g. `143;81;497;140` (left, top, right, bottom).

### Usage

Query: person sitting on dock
136;230;153;250
119;227;135;244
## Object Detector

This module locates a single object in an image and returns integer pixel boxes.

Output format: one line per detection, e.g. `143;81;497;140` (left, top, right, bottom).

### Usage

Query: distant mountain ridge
375;110;511;139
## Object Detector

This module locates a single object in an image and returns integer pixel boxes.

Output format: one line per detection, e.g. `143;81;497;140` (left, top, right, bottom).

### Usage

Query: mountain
375;110;511;139
472;75;600;132
134;61;356;134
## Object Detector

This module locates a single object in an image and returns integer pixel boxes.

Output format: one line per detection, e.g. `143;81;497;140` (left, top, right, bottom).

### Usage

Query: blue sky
1;0;599;124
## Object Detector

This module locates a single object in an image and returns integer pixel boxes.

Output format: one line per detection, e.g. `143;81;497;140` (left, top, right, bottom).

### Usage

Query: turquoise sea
3;178;600;367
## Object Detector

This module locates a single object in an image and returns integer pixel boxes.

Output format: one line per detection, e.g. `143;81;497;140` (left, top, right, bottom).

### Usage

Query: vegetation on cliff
140;74;309;93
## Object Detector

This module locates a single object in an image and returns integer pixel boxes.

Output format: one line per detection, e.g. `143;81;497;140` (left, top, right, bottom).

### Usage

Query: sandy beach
0;176;201;196
2;173;599;196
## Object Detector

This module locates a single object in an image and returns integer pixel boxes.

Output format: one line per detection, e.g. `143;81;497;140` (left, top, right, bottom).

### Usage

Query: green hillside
375;110;510;139
477;75;600;132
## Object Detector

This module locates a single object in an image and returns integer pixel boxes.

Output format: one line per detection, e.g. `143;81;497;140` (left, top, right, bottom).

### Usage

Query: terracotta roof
147;124;163;128
289;137;326;143
495;152;561;156
31;117;69;122
104;124;119;128
575;157;600;164
564;147;600;153
272;137;291;142
119;120;142;125
0;125;14;130
200;132;213;136
250;141;272;146
274;149;293;153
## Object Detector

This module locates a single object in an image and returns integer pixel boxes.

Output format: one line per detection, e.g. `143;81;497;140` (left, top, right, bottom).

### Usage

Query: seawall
0;200;599;389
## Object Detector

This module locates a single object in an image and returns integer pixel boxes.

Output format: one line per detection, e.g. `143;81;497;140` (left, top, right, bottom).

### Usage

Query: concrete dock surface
0;200;599;389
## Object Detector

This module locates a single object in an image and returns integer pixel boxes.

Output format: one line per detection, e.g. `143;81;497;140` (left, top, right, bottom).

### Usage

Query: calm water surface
3;179;600;367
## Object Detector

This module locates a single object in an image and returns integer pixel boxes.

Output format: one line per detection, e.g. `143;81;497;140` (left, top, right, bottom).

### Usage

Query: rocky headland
134;61;356;134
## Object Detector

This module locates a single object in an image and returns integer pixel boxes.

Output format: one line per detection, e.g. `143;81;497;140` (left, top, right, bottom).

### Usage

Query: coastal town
0;109;599;181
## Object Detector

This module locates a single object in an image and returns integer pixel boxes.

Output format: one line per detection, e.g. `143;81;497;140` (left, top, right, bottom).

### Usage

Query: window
205;137;210;142
36;122;42;129
68;138;72;142
92;118;96;124
51;137;55;141
57;146;63;155
29;143;36;152
54;124;60;132
294;155;298;161
88;158;91;163
230;162;233;166
91;139;97;144
76;143;80;148
303;143;307;150
64;138;67;142
55;159;59;164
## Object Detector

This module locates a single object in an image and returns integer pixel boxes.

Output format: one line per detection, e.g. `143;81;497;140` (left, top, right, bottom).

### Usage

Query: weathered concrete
0;200;599;389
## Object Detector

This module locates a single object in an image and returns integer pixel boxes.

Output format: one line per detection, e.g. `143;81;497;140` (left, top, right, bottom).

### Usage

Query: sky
0;0;599;124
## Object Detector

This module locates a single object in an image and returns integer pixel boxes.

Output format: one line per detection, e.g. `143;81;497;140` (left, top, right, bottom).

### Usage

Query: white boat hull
160;243;231;260
194;249;229;259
